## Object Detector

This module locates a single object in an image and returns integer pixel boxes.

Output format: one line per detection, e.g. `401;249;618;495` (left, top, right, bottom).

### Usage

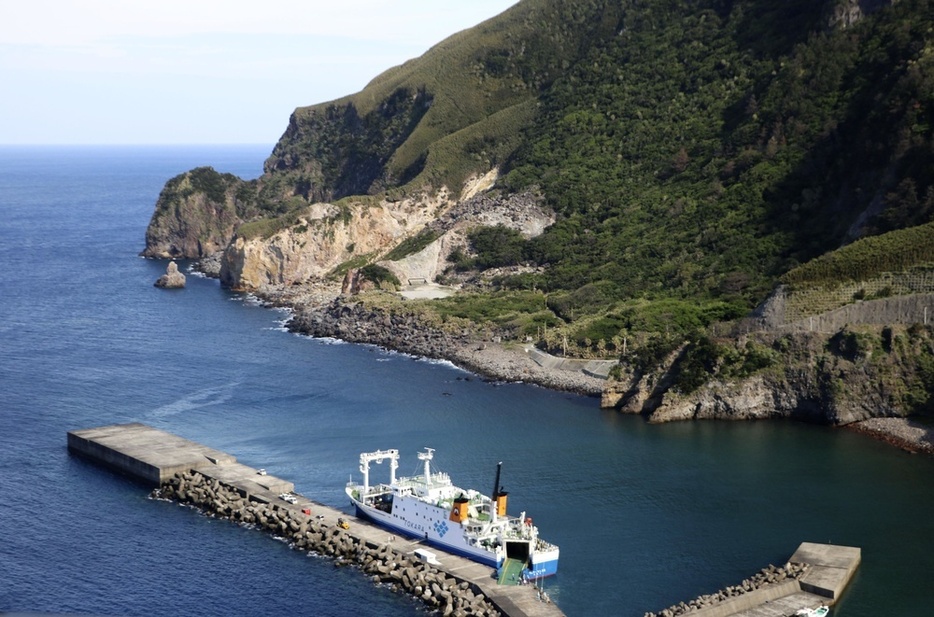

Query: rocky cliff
602;324;934;426
137;0;931;439
141;167;256;259
217;179;554;292
218;191;448;290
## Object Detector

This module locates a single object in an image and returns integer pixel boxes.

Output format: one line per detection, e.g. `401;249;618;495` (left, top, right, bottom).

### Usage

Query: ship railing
502;528;534;541
356;483;393;497
535;539;559;551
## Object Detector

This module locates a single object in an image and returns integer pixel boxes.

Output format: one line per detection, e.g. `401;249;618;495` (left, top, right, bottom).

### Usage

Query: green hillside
262;0;620;202
501;0;933;307
150;0;934;352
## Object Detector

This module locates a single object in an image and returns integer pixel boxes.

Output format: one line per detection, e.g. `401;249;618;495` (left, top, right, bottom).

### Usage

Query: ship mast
359;449;399;497
418;448;435;489
492;461;502;522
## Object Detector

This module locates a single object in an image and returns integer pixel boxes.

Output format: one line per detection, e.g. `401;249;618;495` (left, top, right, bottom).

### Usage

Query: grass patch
384;229;440;261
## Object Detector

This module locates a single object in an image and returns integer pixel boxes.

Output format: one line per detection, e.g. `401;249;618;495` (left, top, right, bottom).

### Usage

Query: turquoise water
0;146;932;616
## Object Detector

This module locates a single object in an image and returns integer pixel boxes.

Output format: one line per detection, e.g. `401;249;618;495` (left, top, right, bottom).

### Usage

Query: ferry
345;448;559;581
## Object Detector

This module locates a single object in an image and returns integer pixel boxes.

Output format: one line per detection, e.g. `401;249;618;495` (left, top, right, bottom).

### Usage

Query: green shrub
672;335;722;394
360;264;401;289
188;167;230;203
468;225;528;269
631;334;682;375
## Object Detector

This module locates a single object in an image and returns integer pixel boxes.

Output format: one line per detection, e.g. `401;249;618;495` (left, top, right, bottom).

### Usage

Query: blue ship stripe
353;505;499;568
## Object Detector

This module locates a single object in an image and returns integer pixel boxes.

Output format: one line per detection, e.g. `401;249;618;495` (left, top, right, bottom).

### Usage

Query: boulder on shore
154;261;186;288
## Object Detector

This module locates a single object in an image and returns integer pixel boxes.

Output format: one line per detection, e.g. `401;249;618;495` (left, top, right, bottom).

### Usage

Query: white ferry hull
350;497;499;567
346;448;559;581
527;549;560;578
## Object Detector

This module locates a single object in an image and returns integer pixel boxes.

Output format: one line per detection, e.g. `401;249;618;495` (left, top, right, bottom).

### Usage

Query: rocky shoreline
192;262;934;457
847;417;934;455
238;277;604;396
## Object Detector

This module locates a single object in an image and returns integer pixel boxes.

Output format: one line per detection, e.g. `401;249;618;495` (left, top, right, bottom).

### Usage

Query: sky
0;1;518;145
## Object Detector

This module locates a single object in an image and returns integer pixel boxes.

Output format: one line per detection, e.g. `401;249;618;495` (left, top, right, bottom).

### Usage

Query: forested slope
144;0;934;357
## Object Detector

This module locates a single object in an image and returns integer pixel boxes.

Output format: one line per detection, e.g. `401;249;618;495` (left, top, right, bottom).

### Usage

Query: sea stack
154;261;186;288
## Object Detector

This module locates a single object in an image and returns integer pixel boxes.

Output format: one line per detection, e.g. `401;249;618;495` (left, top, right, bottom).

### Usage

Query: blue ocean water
1;146;933;617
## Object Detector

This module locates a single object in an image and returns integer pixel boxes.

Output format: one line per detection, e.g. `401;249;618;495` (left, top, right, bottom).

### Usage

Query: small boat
346;448;559;581
795;606;829;617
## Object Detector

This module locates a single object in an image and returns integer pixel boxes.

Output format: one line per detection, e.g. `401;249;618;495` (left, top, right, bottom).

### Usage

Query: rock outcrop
154;261;186;288
216;181;554;293
602;324;933;426
141;167;254;259
825;0;893;30
219;192;446;290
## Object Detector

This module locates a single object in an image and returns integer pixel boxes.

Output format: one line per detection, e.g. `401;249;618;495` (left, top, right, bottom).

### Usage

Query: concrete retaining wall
782;293;934;333
526;347;617;379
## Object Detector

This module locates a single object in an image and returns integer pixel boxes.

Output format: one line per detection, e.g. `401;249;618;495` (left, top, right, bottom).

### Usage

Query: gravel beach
848;417;934;455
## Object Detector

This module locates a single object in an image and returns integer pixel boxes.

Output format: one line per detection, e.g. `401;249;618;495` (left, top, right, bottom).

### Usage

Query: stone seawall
154;469;502;617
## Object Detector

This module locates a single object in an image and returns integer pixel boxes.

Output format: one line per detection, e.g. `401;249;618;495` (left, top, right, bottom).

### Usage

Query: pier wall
644;543;860;617
67;423;236;484
68;430;165;484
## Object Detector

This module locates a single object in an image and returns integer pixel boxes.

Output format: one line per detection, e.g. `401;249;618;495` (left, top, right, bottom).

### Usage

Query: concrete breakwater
644;542;860;617
643;562;810;617
68;424;563;617
154;469;500;617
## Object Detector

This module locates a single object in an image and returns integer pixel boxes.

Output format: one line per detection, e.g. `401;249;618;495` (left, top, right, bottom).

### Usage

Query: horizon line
0;142;276;148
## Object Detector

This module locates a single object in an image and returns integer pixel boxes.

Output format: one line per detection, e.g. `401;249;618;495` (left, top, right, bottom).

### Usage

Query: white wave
300;335;348;346
186;268;209;279
227;292;262;306
148;382;238;418
417;356;465;372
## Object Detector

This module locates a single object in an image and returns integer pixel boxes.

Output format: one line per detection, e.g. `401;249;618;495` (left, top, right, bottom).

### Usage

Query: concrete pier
68;423;563;617
647;542;860;617
70;423;859;617
69;423;238;485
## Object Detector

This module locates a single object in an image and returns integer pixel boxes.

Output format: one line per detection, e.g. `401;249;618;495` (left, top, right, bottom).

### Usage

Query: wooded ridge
143;0;934;419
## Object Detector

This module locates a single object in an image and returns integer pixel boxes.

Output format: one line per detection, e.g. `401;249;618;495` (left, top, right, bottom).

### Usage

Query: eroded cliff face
378;183;555;286
219;192;449;290
602;325;931;426
141;167;254;259
217;171;556;292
